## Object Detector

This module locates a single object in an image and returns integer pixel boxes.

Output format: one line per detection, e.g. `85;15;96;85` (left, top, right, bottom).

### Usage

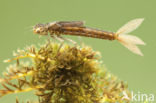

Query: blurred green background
0;0;155;102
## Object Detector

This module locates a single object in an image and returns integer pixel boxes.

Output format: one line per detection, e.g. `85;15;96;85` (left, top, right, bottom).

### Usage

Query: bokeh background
0;0;155;102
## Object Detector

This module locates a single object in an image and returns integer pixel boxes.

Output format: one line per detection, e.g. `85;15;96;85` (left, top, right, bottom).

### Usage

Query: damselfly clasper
33;19;146;56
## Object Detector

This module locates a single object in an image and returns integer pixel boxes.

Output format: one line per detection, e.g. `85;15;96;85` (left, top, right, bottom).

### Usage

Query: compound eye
34;27;42;34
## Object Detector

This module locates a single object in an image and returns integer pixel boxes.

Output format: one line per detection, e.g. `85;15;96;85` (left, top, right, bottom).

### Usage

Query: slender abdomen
60;27;116;40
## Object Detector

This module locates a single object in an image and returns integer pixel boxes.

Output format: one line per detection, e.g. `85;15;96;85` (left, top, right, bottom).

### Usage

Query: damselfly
33;19;145;56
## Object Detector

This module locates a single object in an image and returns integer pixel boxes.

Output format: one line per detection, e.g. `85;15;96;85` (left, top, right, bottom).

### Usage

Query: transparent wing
117;18;144;35
57;21;85;27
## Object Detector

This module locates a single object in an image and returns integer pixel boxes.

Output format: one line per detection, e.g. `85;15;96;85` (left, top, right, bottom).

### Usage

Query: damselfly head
33;24;48;35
